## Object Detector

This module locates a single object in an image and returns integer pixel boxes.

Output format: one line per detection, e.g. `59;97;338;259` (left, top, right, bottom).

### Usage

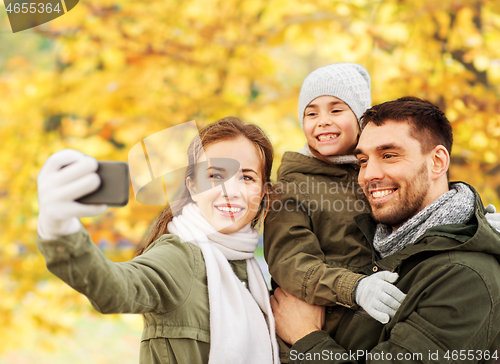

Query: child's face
303;95;360;156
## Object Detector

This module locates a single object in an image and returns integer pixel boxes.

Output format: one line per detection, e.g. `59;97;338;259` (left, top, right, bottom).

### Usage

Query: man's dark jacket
291;183;500;364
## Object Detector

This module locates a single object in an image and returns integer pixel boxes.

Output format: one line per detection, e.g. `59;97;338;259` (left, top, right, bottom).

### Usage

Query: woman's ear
261;179;273;207
430;145;450;181
261;183;267;200
186;177;199;202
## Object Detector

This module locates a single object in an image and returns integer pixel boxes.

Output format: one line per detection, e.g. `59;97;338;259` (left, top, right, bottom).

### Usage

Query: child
264;63;405;361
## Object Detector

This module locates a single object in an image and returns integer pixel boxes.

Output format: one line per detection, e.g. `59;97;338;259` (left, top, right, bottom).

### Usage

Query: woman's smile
215;203;245;217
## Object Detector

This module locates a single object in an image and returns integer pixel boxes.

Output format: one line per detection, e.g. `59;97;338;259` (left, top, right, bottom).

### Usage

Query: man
271;97;500;363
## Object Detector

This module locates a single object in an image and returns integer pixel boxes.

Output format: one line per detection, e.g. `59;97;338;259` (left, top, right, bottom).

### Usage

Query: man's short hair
360;96;453;155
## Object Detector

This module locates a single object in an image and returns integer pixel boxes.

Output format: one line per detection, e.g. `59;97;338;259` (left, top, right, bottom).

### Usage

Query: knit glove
354;271;406;324
485;204;500;232
37;149;108;240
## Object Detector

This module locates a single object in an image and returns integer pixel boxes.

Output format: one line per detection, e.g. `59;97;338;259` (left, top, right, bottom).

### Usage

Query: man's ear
430;145;450;181
186;177;198;202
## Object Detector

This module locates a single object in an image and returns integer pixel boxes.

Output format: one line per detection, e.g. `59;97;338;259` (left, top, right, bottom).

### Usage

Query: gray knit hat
298;63;371;128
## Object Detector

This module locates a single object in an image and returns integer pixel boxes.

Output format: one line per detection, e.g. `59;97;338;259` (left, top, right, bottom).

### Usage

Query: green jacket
37;228;249;364
263;152;372;360
290;184;500;364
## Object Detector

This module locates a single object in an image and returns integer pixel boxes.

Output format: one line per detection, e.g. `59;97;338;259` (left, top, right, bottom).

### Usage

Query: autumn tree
1;0;499;358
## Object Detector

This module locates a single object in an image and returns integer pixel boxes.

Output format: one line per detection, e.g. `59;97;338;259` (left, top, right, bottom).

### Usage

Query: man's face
355;120;433;229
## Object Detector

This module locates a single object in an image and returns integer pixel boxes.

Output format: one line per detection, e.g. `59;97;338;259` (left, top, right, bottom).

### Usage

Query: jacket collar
278;151;360;180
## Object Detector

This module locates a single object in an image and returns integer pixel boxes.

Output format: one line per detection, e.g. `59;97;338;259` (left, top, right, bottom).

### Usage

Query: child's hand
354;271;406;324
37;149;107;239
485;204;500;232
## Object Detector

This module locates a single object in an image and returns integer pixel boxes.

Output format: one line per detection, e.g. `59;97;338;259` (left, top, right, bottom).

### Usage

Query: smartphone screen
76;161;129;206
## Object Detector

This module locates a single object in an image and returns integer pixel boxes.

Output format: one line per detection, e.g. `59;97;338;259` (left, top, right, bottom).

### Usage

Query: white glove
354;271;406;324
485;204;500;232
37;149;108;240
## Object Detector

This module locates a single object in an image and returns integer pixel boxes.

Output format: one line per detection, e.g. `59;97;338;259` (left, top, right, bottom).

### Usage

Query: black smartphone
76;161;130;207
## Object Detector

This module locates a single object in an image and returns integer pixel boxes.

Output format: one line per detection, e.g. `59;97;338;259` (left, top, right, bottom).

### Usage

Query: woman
36;117;280;364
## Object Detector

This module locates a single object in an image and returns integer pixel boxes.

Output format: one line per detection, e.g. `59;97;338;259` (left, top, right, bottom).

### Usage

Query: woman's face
187;136;265;234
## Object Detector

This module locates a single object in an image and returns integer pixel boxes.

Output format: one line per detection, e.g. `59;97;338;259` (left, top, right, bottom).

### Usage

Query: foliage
1;0;499;358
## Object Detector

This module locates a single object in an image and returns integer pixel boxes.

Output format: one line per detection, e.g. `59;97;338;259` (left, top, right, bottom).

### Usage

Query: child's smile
316;133;339;142
303;95;360;157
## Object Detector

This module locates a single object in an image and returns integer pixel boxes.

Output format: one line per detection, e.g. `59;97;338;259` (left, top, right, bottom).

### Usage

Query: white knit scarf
167;203;279;364
297;142;360;164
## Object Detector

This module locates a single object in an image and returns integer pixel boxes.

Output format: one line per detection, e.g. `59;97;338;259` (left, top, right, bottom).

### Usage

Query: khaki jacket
37;228;249;364
290;184;500;364
263;152;372;360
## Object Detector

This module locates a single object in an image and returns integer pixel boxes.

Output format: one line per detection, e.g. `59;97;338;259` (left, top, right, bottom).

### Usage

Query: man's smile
370;188;397;200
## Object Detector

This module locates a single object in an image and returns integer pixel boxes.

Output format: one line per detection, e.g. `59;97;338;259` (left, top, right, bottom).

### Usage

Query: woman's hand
37;149;107;239
485;204;500;232
270;288;325;345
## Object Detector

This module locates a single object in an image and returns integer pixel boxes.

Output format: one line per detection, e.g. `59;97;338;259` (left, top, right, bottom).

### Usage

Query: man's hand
37;149;108;239
270;288;325;345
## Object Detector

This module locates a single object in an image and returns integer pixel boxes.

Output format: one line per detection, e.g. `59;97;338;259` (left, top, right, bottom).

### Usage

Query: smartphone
76;161;130;207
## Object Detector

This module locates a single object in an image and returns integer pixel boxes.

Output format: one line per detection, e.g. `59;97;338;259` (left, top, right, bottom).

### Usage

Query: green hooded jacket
37;228;250;364
289;183;500;364
264;152;373;360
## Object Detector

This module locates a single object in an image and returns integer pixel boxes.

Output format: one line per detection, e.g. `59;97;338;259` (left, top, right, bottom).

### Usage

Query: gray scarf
297;142;359;165
373;183;475;258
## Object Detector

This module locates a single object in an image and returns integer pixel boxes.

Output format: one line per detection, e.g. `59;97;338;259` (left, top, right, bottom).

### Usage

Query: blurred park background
1;0;500;362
